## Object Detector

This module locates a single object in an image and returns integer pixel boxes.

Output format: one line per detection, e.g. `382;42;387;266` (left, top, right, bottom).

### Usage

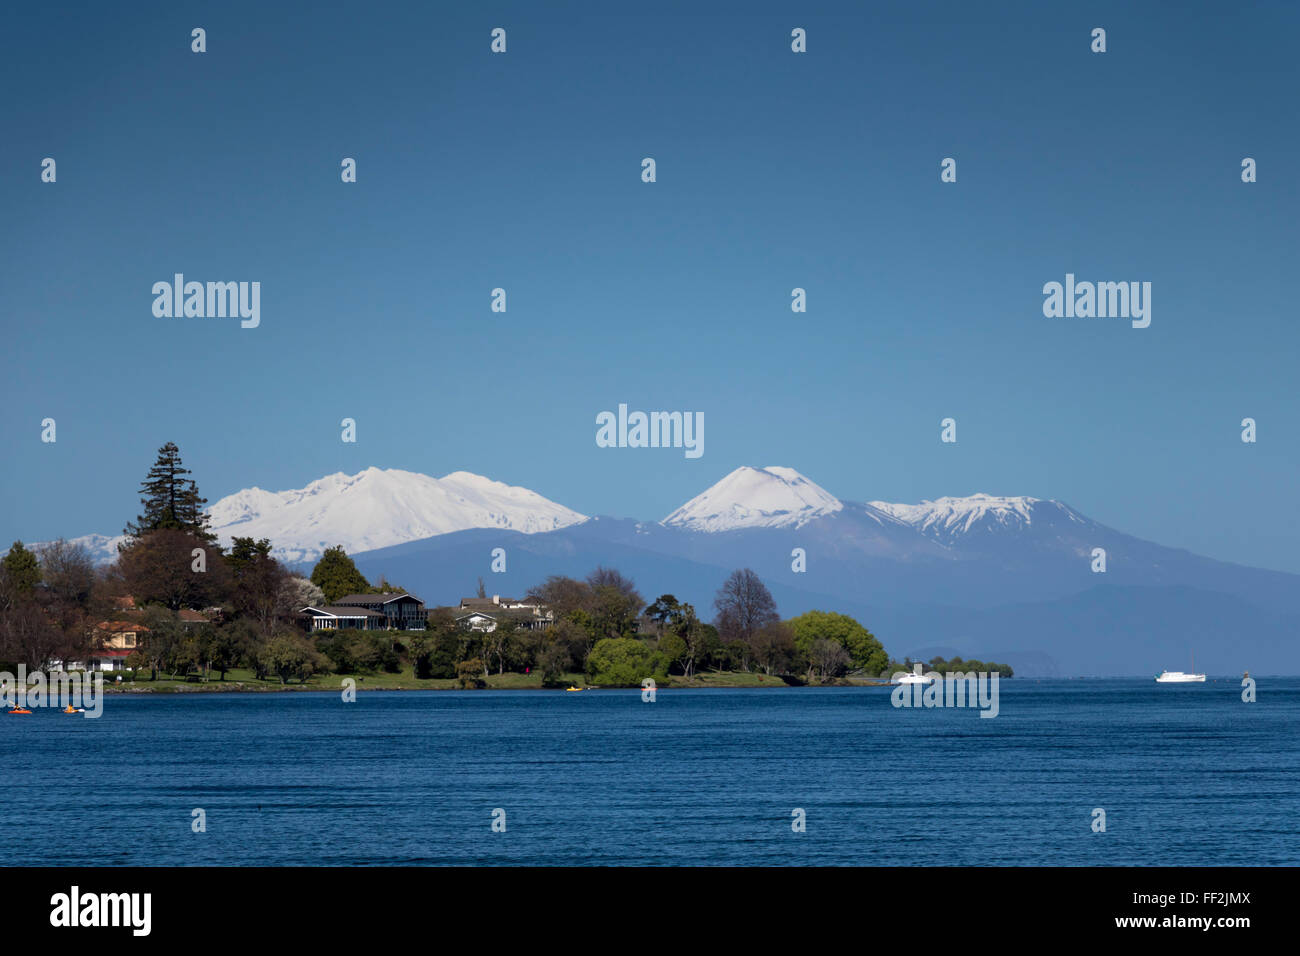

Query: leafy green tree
259;634;322;684
123;442;214;542
751;621;797;676
456;659;486;689
482;621;519;676
646;594;706;676
309;546;371;603
787;610;888;675
585;637;666;687
200;625;245;680
536;636;571;687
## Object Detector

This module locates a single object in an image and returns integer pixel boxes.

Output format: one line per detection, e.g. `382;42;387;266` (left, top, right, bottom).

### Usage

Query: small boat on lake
1157;652;1205;683
1156;671;1205;683
893;669;934;685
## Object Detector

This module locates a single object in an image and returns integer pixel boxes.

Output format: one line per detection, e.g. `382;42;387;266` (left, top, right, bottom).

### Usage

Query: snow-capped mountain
31;462;1300;674
206;467;587;564
53;468;588;566
58;532;128;565
661;466;844;532
869;493;1090;546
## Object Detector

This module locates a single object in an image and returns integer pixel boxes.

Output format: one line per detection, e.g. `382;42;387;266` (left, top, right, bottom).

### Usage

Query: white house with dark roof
454;595;554;633
301;605;387;631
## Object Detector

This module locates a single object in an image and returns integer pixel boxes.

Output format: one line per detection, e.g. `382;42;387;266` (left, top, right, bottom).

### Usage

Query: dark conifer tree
123;442;215;542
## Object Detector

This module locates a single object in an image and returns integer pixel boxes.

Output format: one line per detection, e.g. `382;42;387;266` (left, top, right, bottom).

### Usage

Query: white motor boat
893;667;935;685
1155;670;1205;683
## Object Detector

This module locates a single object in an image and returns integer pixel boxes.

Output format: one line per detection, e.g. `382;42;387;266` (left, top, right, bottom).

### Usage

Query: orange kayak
8;709;32;715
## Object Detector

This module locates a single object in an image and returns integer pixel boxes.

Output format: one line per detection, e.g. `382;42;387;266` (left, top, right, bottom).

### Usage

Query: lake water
4;679;1297;866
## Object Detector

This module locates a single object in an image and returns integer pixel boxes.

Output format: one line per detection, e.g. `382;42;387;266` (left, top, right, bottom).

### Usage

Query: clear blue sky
2;0;1297;572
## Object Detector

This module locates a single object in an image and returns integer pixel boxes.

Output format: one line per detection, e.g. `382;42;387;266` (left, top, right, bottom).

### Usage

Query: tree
807;637;852;681
35;539;96;612
456;659;486;689
123;442;214;542
259;634;322;684
482;621;518;676
526;575;591;618
200;625;245;680
787;610;888;675
645;594;706;677
712;569;779;671
138;607;184;680
1;541;41;608
0;600;62;671
585;637;665;687
226;537;289;635
524;569;643;658
751;621;797;676
118;528;229;611
536;635;572;687
309;546;371;603
278;575;324;617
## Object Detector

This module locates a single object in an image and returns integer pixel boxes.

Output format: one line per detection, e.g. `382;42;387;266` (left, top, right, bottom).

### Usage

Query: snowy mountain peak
661;466;844;532
868;493;1085;542
205;467;587;565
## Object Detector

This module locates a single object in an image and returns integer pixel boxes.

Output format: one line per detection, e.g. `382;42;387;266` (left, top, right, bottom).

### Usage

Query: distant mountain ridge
39;464;1300;676
56;467;589;565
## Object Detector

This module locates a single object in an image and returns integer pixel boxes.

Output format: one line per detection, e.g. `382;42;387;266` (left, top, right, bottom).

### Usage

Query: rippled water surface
3;679;1295;865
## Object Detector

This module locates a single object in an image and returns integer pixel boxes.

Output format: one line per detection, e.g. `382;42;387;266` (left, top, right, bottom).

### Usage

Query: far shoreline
16;670;899;696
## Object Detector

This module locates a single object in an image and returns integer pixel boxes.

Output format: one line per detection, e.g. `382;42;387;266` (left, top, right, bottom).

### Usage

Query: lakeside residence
50;620;149;673
455;595;555;633
301;592;427;632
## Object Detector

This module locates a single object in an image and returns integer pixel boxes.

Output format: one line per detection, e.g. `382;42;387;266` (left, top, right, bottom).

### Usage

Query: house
455;611;501;633
302;592;426;631
79;620;149;672
178;609;211;630
454;596;555;633
300;605;387;632
452;595;553;632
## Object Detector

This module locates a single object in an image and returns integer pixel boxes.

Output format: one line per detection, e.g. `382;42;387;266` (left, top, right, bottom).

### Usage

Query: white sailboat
1156;652;1205;683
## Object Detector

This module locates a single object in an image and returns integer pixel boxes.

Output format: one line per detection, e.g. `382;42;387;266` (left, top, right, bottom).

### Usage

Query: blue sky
2;0;1297;572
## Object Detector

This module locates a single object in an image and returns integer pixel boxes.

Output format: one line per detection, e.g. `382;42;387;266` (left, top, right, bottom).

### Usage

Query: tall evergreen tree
124;442;214;541
310;545;371;603
1;541;41;606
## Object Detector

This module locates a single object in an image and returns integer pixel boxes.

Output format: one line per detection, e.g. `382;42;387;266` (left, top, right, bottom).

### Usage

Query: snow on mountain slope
205;467;587;564
869;493;1089;545
58;532;127;564
661;466;844;532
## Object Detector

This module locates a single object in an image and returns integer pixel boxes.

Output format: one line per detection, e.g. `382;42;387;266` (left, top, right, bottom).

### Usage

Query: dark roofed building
331;592;426;630
301;605;387;631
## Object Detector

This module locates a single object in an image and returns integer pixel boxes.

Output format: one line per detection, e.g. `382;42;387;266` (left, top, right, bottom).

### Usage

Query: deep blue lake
4;679;1296;866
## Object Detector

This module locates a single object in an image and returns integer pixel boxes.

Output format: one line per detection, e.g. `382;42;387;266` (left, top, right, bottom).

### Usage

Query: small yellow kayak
564;686;583;692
